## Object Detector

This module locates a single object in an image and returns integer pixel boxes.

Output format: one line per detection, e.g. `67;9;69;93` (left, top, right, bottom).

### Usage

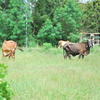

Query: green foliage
53;0;83;42
1;0;100;47
32;0;68;36
37;19;62;45
0;0;32;46
82;0;100;32
28;35;37;47
0;64;13;100
54;22;63;40
37;0;83;45
32;12;49;36
0;64;7;78
37;19;54;43
43;42;52;51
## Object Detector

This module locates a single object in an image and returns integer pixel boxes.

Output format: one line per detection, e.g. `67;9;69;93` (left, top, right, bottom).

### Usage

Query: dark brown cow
63;39;93;59
2;40;23;60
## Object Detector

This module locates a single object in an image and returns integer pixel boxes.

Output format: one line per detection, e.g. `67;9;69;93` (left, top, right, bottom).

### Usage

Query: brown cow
2;40;23;60
58;40;69;48
63;39;93;59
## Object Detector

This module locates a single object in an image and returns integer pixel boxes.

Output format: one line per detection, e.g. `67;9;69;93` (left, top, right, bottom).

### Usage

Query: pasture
1;46;100;100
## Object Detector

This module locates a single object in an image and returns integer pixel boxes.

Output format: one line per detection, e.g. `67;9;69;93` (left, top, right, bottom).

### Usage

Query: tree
53;0;83;42
0;6;8;45
0;0;10;10
32;0;68;36
82;0;100;33
37;18;62;45
37;19;54;44
0;0;32;46
37;0;83;45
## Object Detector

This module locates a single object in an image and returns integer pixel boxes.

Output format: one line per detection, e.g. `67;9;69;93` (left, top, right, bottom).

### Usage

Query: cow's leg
82;55;84;59
64;53;67;59
12;52;15;60
64;52;71;59
67;53;71;59
9;55;10;59
79;54;84;59
78;54;82;59
68;54;71;59
13;52;15;60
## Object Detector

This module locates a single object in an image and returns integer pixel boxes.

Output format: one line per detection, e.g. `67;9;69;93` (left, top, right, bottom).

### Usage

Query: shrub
28;35;38;47
0;64;13;100
43;42;52;51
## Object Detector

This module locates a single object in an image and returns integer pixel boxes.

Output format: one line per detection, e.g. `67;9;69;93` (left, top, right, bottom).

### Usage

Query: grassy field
1;46;100;100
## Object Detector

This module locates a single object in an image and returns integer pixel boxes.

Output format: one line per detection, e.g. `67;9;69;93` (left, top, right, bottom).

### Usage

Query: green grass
1;46;100;100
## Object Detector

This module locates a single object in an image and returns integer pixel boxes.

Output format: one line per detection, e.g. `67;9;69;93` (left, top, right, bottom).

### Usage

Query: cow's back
65;42;86;53
2;40;17;51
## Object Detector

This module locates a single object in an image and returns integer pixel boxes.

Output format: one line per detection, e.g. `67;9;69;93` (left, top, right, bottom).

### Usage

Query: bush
43;42;52;51
0;64;13;100
29;40;37;47
28;35;38;47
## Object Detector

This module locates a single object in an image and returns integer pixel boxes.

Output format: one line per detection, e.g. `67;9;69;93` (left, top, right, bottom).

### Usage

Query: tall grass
1;46;100;100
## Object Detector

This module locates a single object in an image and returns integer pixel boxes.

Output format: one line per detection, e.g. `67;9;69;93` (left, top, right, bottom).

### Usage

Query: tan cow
58;40;69;48
2;40;23;60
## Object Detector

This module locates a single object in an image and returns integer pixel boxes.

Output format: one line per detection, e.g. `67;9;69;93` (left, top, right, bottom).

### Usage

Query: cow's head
86;39;94;48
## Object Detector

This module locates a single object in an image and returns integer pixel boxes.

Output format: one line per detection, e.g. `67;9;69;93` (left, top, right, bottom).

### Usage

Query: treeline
0;0;100;47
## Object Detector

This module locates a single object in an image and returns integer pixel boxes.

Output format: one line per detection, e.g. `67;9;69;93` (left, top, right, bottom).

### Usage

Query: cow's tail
18;48;24;52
